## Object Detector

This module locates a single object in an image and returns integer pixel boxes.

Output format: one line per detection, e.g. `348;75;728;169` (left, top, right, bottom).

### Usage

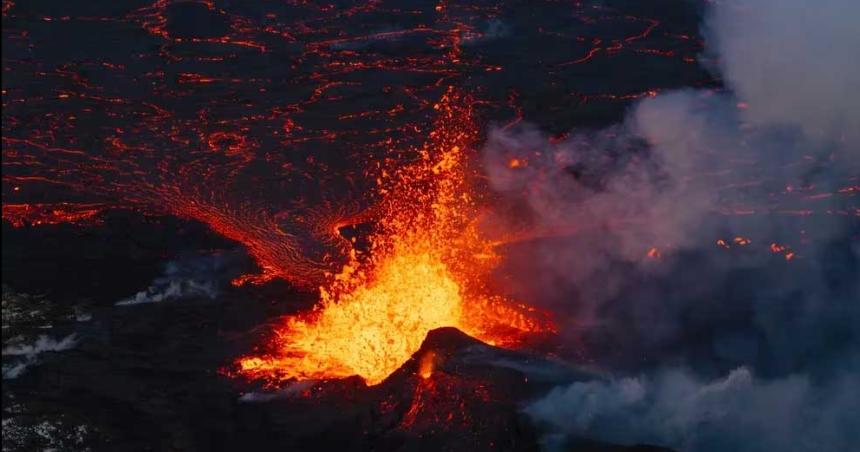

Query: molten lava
238;89;554;386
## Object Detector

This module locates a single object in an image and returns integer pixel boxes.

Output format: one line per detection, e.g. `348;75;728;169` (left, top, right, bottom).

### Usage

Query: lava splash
237;89;554;386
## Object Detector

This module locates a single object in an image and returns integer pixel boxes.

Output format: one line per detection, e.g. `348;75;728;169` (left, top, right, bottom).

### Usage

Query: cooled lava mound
231;327;672;452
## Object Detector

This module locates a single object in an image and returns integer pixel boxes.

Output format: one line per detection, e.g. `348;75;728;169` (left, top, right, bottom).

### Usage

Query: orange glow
2;202;107;228
507;158;525;169
769;242;796;260
237;89;554;386
418;351;437;379
733;236;751;246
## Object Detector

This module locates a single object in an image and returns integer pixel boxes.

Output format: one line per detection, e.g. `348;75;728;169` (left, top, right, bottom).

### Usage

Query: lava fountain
237;88;554;385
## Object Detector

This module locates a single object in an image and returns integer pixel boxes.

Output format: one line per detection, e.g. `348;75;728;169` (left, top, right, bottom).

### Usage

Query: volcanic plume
490;1;860;451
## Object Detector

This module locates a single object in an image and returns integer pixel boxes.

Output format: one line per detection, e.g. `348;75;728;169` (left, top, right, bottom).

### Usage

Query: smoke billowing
482;0;860;450
526;365;860;452
115;252;240;306
2;334;78;380
704;0;860;148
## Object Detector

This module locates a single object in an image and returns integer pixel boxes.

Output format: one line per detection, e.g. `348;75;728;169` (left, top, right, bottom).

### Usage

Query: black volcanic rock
166;2;231;39
3;295;675;452
0;206;676;452
365;328;674;452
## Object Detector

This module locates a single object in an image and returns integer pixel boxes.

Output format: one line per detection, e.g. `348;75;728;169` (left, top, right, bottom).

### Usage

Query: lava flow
238;88;554;386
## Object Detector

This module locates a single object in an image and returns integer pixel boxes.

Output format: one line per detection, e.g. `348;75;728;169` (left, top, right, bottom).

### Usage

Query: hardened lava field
3;1;858;451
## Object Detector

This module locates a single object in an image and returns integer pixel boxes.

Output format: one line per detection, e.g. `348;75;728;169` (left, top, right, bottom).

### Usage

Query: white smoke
491;0;860;450
483;0;859;326
238;380;317;402
116;278;218;306
704;0;860;148
116;253;232;306
526;365;860;452
2;334;78;379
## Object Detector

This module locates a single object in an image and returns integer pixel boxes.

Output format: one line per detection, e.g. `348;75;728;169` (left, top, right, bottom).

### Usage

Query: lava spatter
237;89;554;386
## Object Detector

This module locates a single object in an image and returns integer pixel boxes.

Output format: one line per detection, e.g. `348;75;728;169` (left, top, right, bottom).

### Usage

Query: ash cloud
483;0;860;450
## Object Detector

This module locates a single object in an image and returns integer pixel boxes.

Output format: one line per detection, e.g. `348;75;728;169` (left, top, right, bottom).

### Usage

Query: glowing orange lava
238;88;554;385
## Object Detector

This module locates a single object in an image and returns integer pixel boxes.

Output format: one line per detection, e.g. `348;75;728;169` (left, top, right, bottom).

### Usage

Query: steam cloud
2;334;78;379
482;1;860;450
526;366;860;452
116;252;238;306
